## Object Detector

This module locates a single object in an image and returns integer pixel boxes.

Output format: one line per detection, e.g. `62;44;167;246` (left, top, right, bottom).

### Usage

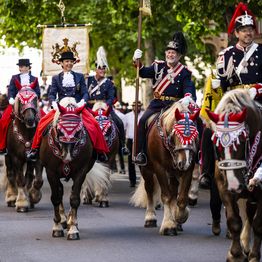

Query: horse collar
13;119;32;151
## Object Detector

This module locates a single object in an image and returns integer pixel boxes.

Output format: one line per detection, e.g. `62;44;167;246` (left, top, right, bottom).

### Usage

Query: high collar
236;41;255;52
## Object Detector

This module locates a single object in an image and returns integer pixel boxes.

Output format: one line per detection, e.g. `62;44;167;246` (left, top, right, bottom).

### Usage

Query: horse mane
161;100;190;133
92;101;108;111
215;89;256;115
53;97;77;126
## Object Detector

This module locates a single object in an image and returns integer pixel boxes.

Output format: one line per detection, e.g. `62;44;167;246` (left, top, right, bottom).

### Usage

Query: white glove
77;99;86;108
9;97;15;105
133;49;143;61
248;87;257;100
248;167;262;191
211;79;221;89
52;101;58;110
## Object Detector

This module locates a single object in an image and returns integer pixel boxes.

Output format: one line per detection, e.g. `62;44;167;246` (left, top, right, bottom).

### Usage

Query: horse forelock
92;101;107;111
162;101;189;133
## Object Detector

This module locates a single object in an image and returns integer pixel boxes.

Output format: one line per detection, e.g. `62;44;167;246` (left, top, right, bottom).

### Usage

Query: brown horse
206;89;262;262
81;101;118;207
131;100;200;235
5;88;43;212
0;93;8;119
40;98;100;240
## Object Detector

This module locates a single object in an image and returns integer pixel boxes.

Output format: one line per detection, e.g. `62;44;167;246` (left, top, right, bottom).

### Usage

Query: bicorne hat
227;2;257;35
59;51;76;62
166;32;187;55
16;59;31;66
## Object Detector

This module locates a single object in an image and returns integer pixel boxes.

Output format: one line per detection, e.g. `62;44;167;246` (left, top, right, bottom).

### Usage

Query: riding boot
26;148;39;162
212;219;221;236
0;148;7;155
134;123;147;166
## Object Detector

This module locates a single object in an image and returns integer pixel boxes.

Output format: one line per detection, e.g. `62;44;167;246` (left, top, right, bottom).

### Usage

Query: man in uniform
203;2;262;236
217;2;262;97
133;31;196;166
26;51;109;162
86;46;129;155
0;58;40;155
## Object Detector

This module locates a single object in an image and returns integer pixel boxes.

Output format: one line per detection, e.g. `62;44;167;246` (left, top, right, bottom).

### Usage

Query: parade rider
133;31;196;166
214;2;262;189
0;58;40;155
26;51;109;162
86;46;129;155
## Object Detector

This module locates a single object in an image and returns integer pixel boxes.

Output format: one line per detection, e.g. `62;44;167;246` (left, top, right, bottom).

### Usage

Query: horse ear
228;107;247;123
190;108;200;122
175;108;183;121
57;103;67;114
14;79;22;90
205;109;219;123
75;104;86;114
29;78;38;89
104;106;111;116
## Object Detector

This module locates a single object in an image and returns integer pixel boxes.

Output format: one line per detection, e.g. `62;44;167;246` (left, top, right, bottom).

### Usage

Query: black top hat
59;51;76;62
16;59;31;66
166;32;187;55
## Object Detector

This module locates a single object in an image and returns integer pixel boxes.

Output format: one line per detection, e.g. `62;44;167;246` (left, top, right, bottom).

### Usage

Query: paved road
0;168;232;262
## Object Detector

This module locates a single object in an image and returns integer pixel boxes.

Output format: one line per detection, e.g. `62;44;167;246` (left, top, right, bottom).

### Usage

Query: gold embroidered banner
42;26;92;76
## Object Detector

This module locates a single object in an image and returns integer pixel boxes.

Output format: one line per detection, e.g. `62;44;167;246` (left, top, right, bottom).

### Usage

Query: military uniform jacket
86;76;115;107
217;42;262;92
139;61;196;109
49;71;88;103
9;73;40;99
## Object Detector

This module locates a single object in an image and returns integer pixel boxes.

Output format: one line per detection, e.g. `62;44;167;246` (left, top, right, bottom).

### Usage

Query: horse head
171;108;200;171
0;93;8;117
206;106;249;193
14;88;39;128
53;101;86;163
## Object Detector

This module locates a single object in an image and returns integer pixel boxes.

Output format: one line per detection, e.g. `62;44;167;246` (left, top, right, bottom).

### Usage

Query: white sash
89;78;107;95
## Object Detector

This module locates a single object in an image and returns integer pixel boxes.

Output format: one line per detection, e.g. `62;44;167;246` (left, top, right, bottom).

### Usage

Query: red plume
205;109;220;123
228;2;257;35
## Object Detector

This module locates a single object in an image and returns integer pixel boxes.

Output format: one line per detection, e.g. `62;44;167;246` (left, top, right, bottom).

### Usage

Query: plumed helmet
95;46;109;69
227;2;257;35
166;31;187;55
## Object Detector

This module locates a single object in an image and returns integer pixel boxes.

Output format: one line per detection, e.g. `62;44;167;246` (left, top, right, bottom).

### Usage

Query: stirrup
121;147;130;155
134;152;147;166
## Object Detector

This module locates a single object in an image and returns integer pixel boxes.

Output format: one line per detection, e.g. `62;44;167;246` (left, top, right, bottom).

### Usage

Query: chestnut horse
0;93;8;119
131;100;200;235
206;89;262;262
40;98;109;240
4;88;43;212
81;101;118;207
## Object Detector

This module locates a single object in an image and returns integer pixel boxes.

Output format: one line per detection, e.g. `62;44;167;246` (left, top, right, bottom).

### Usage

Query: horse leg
141;167;157;228
47;172;65;238
215;167;246;262
155;168;177;236
248;199;262;262
67;173;87;240
15;164;29;213
188;163;200;207
176;168;193;225
4;156;17;207
95;169;110;208
28;161;43;207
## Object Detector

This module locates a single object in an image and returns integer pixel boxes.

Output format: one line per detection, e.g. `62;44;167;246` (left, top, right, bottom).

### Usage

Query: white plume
96;46;109;69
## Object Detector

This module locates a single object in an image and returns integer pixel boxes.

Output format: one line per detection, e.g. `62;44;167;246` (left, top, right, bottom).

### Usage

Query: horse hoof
7;201;16;207
188;198;197;207
67;233;80;240
99;201;109;208
16;207;28;213
61;221;67;230
226;230;232;239
162;228;177;236
144;220;157;228
177;224;183;232
83;198;92;205
52;230;64;238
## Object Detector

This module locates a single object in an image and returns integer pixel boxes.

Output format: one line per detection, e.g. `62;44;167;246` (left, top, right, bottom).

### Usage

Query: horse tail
81;162;111;201
130;175;161;208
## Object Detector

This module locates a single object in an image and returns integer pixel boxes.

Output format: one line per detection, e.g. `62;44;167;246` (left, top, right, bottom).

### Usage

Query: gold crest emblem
51;38;80;64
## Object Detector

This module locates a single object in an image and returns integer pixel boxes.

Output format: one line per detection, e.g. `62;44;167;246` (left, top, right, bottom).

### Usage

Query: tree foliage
1;0;262;88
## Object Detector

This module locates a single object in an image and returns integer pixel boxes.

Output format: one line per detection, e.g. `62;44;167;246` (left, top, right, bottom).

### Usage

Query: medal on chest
241;60;248;74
